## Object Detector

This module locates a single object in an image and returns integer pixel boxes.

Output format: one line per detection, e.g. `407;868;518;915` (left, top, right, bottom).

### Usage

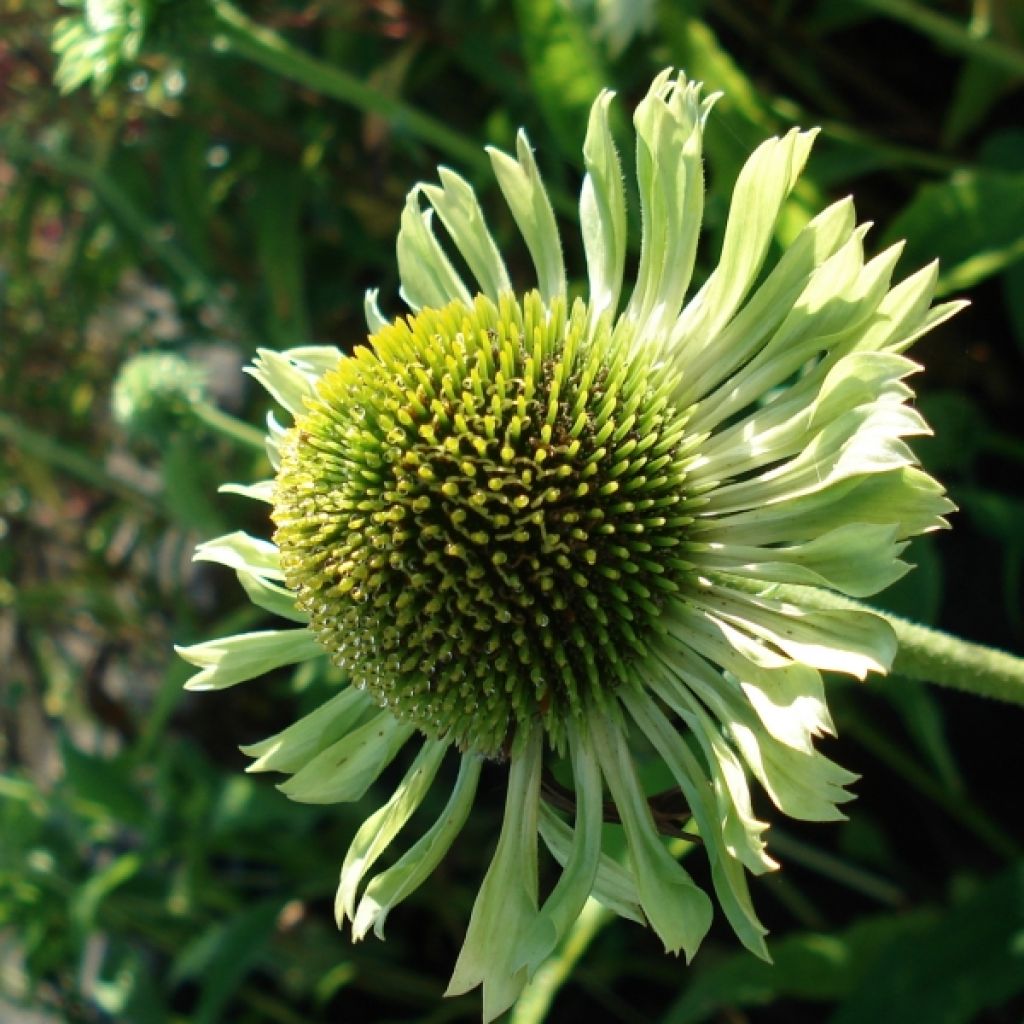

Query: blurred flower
564;0;656;57
112;350;205;440
52;0;208;93
178;70;957;1021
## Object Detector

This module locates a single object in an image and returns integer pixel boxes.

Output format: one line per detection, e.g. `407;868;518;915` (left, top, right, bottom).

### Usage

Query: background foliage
2;1;1024;1021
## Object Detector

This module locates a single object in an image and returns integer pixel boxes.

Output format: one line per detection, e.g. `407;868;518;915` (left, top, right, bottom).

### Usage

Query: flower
178;69;957;1021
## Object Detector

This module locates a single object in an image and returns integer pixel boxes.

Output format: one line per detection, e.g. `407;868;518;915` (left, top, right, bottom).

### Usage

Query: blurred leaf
61;740;149;827
170;900;285;1024
913;392;987;474
885;168;1024;294
70;851;143;935
662;909;933;1023
830;864;1024;1024
515;0;611;160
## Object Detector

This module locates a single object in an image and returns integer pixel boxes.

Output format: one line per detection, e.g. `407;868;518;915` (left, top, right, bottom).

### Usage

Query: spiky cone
178;69;958;1022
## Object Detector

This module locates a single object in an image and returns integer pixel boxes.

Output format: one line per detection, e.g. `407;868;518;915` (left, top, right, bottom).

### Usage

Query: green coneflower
178;69;957;1021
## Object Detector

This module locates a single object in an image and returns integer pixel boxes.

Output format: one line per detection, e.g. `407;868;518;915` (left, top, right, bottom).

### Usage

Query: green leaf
884;169;1024;295
830;865;1024;1024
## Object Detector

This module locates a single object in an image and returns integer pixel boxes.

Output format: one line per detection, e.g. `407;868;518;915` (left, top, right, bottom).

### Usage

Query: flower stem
192;400;266;452
771;584;1024;708
207;0;490;175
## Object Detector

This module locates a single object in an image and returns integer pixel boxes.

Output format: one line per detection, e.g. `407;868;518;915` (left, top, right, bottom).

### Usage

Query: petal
194;531;282;580
622;686;770;960
580;88;627;321
364;288;388;332
240;686;373;773
690;523;910;598
219;480;275;504
672;127;817;361
587;707;713;961
236;570;307;623
278;710;416;804
684;584;897;679
672;196;856;405
487;129;566;303
177;629;321;691
336;739;448;924
446;730;542;1022
537;803;644;925
246;349;319;419
353;754;482;940
624;70;711;341
396;191;473;311
419;170;511;300
514;722;603;976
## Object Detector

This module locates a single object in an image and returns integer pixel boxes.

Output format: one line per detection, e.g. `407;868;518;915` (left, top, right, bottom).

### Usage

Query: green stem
207;0;490;176
850;0;1024;76
771;584;1024;707
193;400;266;451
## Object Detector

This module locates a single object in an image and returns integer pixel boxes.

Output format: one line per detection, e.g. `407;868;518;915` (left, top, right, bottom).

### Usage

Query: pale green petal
281;345;344;375
515;724;603;976
265;410;288;469
278;711;416;804
236;570;307;623
689;232;902;435
219;480;275;504
178;629;321;691
624;70;709;341
419;171;511;300
663;642;858;821
353;754;482;941
622;687;770;959
672;127;817;360
664;602;834;753
194;530;282;580
446;730;542;1023
240;686;373;773
364;288;388;333
691;351;920;485
647;656;776;875
687;585;897;679
336;739;448;924
693;465;954;547
580;89;627;320
848;261;938;355
880;298;968;355
696;402;930;517
673;196;856;405
487;130;566;303
587;707;713;961
246;349;318;419
537;803;645;924
396;192;473;311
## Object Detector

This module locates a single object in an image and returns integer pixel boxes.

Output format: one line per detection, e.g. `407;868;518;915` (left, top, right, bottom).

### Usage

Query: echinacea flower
178;69;957;1021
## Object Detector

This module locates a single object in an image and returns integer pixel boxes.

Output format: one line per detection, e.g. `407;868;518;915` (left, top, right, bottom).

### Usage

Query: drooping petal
446;730;542;1022
488;130;566;303
178;629;321;691
336;739;448;924
240;686;373;773
353;754;482;941
587;707;713;961
622;686;770;960
278;711;416;804
514;722;603;976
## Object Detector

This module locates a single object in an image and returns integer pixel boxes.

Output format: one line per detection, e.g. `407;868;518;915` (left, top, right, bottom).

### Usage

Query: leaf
662;908;934;1023
830;865;1024;1024
170;901;284;1024
884;169;1024;295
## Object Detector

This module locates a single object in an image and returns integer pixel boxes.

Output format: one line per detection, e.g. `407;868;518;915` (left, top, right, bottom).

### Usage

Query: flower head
178;70;957;1021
